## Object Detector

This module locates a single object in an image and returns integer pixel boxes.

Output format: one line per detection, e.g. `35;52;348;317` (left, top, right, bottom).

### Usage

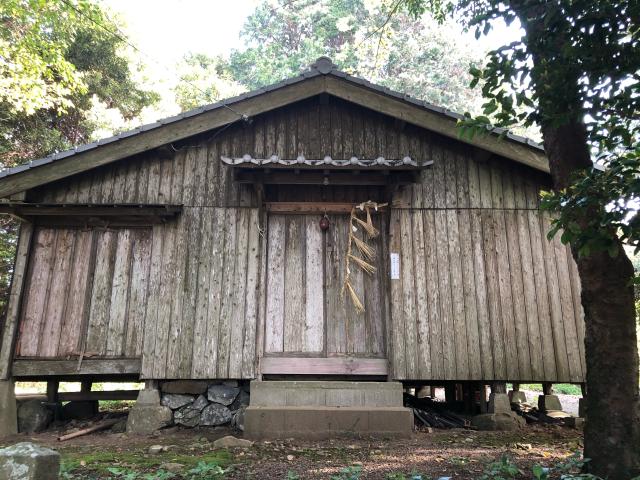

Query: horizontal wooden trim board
16;390;139;401
12;358;141;377
261;357;388;375
266;202;387;215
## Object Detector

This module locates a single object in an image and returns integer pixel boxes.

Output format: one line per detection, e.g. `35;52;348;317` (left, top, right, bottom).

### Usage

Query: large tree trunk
543;120;640;478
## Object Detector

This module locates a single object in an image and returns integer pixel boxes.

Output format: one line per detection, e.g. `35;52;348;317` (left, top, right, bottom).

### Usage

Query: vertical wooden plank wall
142;207;262;379
14;227;152;359
390;147;586;383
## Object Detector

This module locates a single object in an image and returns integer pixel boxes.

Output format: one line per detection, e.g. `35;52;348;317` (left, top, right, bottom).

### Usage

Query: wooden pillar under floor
478;384;488;413
542;382;553;395
444;383;456;404
46;380;59;403
81;380;92;394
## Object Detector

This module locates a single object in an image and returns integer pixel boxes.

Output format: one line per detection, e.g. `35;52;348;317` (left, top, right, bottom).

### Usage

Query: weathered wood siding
30;97;427;206
10;96;586;383
141;207;262;379
265;213;386;357
15;226;152;358
388;151;585;382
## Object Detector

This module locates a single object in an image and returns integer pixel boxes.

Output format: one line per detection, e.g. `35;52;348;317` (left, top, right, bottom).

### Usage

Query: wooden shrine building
0;57;585;437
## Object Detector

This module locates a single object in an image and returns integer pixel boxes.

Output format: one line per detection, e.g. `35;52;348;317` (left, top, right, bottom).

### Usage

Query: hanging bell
319;214;330;232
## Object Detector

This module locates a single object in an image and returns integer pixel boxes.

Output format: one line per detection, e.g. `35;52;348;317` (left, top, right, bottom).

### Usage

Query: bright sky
92;1;523;133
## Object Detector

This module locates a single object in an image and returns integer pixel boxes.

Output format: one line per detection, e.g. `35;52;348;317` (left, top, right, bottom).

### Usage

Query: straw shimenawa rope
342;200;388;314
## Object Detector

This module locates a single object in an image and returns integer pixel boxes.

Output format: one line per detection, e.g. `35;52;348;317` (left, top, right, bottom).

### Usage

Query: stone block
509;391;527;404
249;381;404;408
564;417;585;429
0;380;17;438
488;393;511;413
245;406;412;440
174;405;201;428
136;388;161;406
0;442;60;480
207;385;240;406
160;381;208;395
472;412;526;431
200;403;232;426
127;388;172;434
578;397;586;418
126;405;173;434
161;394;194;410
538;394;563;412
17;400;52;433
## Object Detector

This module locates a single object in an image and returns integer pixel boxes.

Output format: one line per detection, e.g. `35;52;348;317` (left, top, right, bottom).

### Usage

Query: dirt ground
0;422;584;479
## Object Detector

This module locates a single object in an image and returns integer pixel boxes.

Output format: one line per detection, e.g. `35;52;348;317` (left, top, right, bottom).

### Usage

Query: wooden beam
0;76;326;198
0;204;182;217
260;357;388;375
265;202;387;215
325;75;549;173
0;222;33;379
12;359;141;377
57;390;139;401
235;170;418;185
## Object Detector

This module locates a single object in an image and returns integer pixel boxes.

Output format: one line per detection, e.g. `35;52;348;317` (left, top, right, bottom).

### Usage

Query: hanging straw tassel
354;216;379;238
352;235;375;260
344;281;365;314
348;254;376;274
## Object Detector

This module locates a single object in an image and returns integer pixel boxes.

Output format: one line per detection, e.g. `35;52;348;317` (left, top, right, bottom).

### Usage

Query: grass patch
60;448;231;478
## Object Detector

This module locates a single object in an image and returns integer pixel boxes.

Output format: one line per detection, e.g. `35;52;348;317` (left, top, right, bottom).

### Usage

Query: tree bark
511;2;640;476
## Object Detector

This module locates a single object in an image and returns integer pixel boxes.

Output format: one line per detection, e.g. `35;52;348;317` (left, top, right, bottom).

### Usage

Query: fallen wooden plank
58;419;120;441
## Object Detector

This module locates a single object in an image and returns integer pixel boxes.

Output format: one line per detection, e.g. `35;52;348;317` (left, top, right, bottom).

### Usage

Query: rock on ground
207;385;239;406
161;394;194;410
0;442;60;480
127;405;173;434
212;435;254;448
200;403;232;426
472;412;526;431
17;400;52;433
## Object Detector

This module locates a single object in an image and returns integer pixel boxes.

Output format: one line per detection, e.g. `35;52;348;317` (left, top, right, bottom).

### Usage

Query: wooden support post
478;384;488;413
444;383;456;404
81;380;92;393
0;223;33;380
46;381;59;403
512;382;520;392
462;383;474;414
542;382;553;395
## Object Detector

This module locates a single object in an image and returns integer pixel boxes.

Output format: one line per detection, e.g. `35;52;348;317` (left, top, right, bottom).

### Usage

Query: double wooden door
264;213;386;359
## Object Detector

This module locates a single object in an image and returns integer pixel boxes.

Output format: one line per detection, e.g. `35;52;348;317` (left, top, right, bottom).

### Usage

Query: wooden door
263;213;386;362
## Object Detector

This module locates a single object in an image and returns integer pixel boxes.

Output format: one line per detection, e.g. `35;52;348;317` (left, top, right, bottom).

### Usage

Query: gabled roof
0;57;548;198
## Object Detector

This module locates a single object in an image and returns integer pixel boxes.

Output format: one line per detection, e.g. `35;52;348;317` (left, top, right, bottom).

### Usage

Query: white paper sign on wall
390;253;400;280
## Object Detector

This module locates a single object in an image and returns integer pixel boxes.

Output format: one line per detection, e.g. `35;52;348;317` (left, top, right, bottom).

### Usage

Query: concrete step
250;380;403;408
245;406;413;439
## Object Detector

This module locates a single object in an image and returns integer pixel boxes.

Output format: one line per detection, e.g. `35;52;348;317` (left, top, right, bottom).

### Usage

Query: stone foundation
245;381;412;439
128;381;250;433
538;394;563;412
472;392;525;431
